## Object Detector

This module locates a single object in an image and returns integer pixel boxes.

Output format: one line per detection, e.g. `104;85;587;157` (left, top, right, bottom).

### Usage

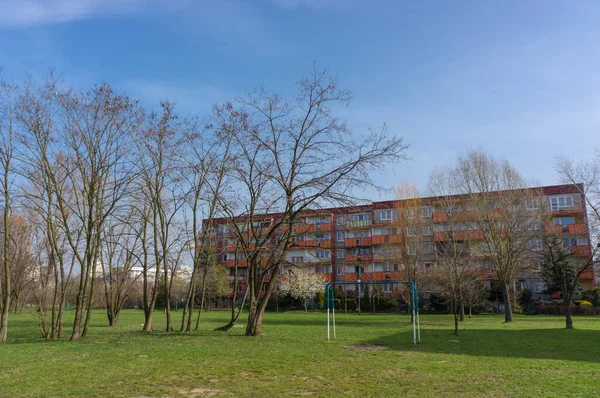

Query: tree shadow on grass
363;328;600;363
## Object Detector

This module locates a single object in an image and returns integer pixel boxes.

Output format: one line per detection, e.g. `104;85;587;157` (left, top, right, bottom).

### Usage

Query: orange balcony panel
579;268;594;280
571;245;591;257
345;254;374;263
296;240;317;248
568;224;587;235
322;273;333;282
359;237;372;246
346;273;358;282
551;292;561;299
372;235;385;245
315;223;332;232
433;213;448;223
553;225;564;235
434;232;448;241
388;235;402;244
316;240;331;249
295;224;315;234
371;235;402;245
226;259;247;268
344;238;357;248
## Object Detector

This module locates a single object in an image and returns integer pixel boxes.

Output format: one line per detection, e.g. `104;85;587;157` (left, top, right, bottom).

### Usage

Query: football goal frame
325;280;421;345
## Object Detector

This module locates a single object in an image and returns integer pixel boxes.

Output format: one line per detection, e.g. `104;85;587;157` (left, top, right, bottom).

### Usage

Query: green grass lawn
1;309;599;397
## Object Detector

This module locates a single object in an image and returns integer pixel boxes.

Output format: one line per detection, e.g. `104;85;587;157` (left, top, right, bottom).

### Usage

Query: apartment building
208;184;595;300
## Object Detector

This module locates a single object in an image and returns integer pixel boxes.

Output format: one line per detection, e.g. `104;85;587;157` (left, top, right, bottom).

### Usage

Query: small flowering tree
279;267;326;312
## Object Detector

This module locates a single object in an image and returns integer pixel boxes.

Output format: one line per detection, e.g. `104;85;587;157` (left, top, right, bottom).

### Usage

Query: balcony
225;258;269;268
567;224;588;235
371;235;402;245
373;253;400;262
345;219;372;228
292;223;333;234
433;230;484;242
579;268;594;280
315;240;331;249
294;239;316;248
342;271;403;282
432;213;448;223
345;254;374;263
344;237;372;247
571;245;592;257
226;259;247;267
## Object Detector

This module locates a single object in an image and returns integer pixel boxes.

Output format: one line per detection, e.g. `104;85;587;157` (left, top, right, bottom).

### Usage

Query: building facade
208;184;595;300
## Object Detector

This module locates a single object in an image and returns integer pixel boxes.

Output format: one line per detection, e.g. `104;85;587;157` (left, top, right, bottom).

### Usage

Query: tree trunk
564;297;574;329
502;283;513;322
246;300;264;336
468;304;472;319
459;301;465;322
194;277;208;331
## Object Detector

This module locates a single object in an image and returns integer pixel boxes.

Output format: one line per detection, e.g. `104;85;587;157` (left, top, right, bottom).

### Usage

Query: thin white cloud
0;0;148;27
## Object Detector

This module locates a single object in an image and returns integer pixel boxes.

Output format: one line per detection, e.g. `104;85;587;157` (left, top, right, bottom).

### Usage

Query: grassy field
1;309;599;397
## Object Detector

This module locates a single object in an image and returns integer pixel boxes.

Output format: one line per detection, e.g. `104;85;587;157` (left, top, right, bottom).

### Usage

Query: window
336;249;345;258
423;225;433;236
336;266;344;275
336;217;345;225
405;208;418;218
553;217;575;226
562;238;577;248
490;203;500;209
382;263;394;272
280;266;290;275
423;243;435;255
222;254;227;262
443;206;461;213
516;280;527;290
336;232;345;242
383;284;393;293
316;250;330;259
526;199;538;210
380;210;395;221
529;239;543;250
316;265;332;273
354;247;371;256
406;226;418;236
550;196;573;211
290;256;304;264
529;220;541;230
315;216;327;225
407;245;417;256
352;214;369;222
534;281;548;293
421;206;433;218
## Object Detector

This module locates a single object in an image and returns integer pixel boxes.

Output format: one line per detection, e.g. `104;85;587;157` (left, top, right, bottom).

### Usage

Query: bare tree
3;216;36;314
428;167;479;331
453;150;543;322
17;74;78;339
100;215;141;326
555;151;600;243
179;113;232;332
0;77;17;343
54;84;141;340
394;182;430;317
135;101;185;332
219;66;408;336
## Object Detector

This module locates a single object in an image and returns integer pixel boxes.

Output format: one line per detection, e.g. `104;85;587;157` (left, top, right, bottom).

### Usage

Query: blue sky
1;0;599;200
